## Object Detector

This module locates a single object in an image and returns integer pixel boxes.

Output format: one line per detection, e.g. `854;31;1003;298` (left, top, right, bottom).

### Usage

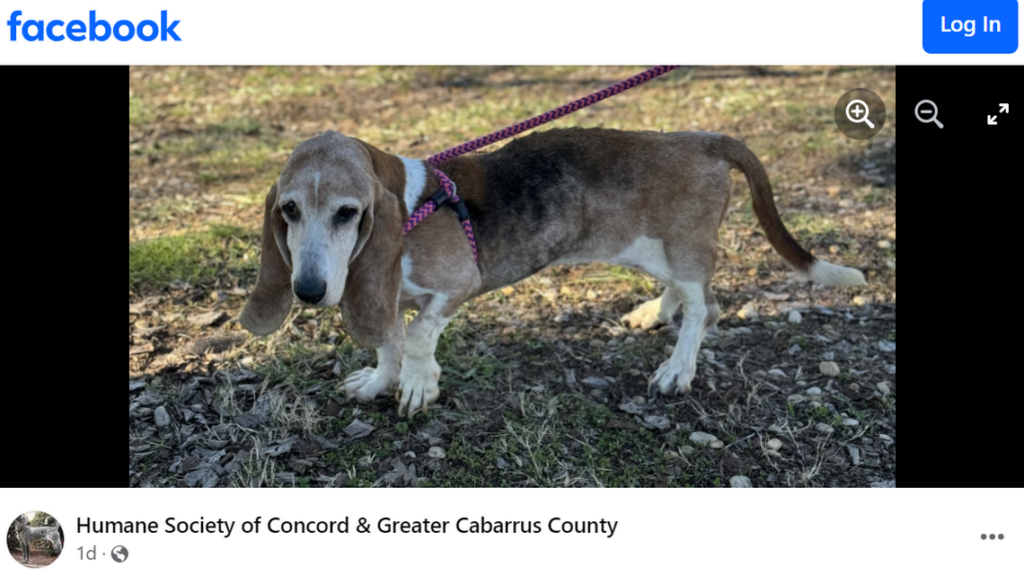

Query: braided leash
403;65;682;265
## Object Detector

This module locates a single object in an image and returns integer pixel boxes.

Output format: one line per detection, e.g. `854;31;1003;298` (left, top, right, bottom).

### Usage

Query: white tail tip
807;260;867;287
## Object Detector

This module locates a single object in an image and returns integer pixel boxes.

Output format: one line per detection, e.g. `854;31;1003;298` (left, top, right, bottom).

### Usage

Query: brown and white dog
240;128;865;416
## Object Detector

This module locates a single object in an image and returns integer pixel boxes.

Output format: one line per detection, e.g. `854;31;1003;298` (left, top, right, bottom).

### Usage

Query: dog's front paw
648;357;695;396
395;358;441;417
621;298;667;330
341;367;397;403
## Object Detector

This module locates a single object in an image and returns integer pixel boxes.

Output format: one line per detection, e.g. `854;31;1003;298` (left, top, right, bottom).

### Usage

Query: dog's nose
294;277;327;304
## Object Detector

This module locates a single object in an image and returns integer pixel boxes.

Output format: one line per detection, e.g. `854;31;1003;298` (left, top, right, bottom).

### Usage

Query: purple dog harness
402;65;682;265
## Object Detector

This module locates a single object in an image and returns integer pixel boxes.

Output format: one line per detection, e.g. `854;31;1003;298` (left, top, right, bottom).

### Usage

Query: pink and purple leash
403;65;682;265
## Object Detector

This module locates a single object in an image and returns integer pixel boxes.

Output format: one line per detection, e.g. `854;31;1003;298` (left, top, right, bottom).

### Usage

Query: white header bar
3;1;1021;64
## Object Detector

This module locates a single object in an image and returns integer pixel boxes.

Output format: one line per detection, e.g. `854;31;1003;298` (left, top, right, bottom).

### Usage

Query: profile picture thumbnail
6;511;63;568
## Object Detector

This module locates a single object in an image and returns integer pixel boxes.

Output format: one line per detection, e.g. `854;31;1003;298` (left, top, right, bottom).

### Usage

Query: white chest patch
401;255;433;297
399;157;427;216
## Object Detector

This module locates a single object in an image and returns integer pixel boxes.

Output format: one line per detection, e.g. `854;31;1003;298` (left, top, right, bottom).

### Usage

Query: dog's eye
282;201;299;219
334;205;358;226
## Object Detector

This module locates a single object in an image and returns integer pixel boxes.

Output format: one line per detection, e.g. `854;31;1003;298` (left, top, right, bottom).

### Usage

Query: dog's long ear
240;183;293;335
339;183;404;349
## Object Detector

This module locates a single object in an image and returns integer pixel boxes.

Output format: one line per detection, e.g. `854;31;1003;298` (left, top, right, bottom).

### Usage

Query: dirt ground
9;548;60;568
129;66;896;487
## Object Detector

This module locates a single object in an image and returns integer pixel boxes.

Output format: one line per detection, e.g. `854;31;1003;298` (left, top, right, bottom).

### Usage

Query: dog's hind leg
341;316;405;402
649;280;709;395
621;287;683;330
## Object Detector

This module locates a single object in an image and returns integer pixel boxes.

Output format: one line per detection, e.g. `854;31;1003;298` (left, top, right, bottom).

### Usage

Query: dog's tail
712;135;866;287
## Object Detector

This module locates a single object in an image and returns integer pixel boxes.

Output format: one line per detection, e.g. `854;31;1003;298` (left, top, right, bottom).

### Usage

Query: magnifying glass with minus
915;100;944;129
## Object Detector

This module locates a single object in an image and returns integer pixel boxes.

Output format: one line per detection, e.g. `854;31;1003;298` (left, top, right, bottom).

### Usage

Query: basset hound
240;129;865;416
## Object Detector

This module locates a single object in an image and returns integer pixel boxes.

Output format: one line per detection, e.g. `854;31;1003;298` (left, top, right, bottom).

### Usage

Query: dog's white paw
395;358;441;417
648;358;695;396
621;298;667;330
341;367;397;403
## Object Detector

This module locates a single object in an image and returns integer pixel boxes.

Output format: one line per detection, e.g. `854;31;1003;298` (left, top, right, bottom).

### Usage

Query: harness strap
402;167;478;264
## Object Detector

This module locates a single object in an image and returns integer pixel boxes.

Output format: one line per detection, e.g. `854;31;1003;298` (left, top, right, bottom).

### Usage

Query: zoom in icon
835;88;886;140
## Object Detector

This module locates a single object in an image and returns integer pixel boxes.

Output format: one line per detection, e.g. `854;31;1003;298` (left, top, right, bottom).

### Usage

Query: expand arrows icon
988;103;1009;125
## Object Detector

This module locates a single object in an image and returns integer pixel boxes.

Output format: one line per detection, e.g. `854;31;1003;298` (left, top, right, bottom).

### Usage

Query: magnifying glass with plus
845;99;875;129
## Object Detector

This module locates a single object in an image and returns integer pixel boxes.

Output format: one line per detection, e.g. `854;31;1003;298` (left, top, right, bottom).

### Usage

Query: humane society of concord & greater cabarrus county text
78;517;619;538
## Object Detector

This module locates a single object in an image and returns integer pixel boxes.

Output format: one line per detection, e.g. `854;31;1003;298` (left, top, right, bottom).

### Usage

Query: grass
128;225;259;290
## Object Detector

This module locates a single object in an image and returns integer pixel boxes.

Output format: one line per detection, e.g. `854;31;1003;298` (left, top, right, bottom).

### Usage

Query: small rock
585;290;598;300
709;440;725;449
787;343;802;355
500;286;515;296
806;386;822;396
877;240;892;249
848;445;861;466
642;415;671;431
623;336;636;344
495;456;509;470
403;451;417;459
815;423;835;434
878;434;894;447
877;340;896;352
619;400;644;415
787;310;802;324
729;475;753;488
689;431;719;446
153;406;170;428
819;361;840;376
737;303;759;320
589;339;606;348
876;381;892;396
733;326;753;336
427;446;446;459
581;376;609;388
848;383;861;393
841;418;860;427
632;396;646;404
129;380;146;391
679;446;695;456
767;368;787;380
852;295;871;306
767;438;784;451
